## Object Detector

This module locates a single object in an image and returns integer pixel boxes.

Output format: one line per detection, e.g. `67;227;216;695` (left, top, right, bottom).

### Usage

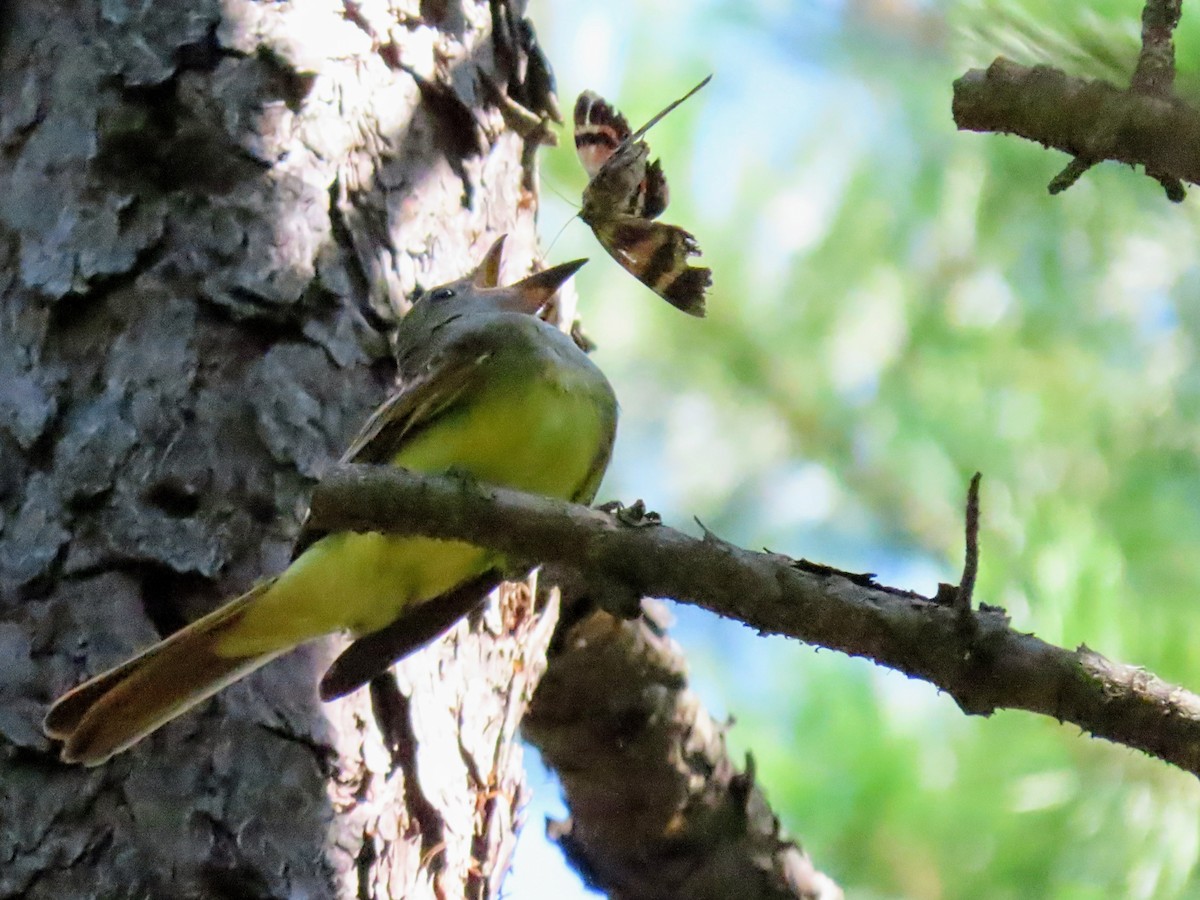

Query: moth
574;76;712;317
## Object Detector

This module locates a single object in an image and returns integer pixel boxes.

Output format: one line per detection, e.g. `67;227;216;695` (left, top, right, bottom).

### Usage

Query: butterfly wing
575;79;713;315
574;90;632;177
615;77;713;214
638;159;668;220
594;215;710;317
576;91;668;220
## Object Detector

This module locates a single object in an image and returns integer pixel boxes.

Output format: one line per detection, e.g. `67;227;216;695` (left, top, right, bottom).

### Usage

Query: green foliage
960;0;1200;99
530;0;1200;896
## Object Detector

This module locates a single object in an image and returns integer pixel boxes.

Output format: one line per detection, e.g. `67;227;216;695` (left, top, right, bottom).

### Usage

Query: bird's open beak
471;235;507;289
494;259;588;314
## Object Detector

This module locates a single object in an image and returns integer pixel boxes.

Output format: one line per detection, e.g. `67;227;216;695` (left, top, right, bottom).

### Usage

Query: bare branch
309;464;1200;780
1048;156;1096;195
525;599;843;900
955;1;1191;200
1132;0;1183;96
955;472;982;617
953;58;1200;201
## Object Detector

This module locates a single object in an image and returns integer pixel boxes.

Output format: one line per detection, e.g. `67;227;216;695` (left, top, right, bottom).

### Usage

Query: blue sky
505;2;955;895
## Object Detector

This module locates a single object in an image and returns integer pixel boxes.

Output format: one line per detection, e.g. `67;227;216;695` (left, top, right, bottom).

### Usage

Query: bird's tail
43;580;285;766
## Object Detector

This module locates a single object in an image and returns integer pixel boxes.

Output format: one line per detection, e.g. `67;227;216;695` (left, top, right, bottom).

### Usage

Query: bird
43;236;618;766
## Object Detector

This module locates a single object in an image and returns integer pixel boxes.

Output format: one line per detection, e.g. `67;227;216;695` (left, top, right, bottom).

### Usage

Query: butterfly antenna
541;212;579;259
541;173;581;211
629;74;712;142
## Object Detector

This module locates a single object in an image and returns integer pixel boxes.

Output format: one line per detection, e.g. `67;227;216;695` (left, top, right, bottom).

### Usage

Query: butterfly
574;76;712;317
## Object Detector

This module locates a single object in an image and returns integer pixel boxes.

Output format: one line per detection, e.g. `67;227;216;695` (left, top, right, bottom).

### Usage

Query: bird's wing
293;340;493;557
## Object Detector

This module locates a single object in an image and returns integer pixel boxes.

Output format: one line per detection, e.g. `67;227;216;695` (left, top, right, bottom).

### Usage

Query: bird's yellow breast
217;352;612;654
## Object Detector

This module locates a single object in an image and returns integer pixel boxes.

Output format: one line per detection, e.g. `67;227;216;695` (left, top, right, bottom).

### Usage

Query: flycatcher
43;237;617;766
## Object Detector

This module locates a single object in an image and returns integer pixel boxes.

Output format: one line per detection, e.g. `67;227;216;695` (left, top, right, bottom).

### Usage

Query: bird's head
408;234;585;321
393;236;587;371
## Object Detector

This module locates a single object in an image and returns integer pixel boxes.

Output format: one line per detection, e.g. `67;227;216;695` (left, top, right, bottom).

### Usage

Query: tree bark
526;599;843;900
0;1;556;896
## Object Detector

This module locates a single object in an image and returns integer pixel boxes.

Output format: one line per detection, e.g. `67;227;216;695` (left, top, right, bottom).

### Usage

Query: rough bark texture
0;1;556;897
953;58;1200;195
526;599;843;900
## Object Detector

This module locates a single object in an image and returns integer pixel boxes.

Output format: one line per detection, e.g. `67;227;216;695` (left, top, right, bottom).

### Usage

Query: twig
308;463;1200;780
1132;0;1183;96
955;472;982;617
1048;156;1095;195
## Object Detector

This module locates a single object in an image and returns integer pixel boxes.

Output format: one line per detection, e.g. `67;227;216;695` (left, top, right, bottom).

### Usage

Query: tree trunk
0;1;556;896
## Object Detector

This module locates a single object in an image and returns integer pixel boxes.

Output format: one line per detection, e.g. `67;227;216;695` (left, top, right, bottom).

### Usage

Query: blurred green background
508;1;1200;897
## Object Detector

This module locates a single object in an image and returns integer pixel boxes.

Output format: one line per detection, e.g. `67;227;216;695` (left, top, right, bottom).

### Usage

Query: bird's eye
429;287;456;302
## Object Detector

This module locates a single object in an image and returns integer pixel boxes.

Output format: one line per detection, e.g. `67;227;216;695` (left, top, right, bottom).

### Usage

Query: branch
308;464;1200;779
1131;0;1183;96
524;598;842;899
953;58;1200;201
954;471;982;618
954;1;1190;200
